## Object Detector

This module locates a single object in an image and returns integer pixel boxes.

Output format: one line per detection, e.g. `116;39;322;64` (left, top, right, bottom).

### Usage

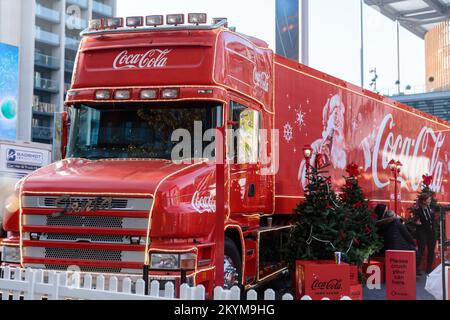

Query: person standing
413;193;437;275
374;204;416;252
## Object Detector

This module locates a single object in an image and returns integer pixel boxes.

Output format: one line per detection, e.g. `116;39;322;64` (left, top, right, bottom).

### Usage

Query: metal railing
92;1;113;16
35;28;60;46
65;59;75;72
33;102;56;114
65;15;88;30
35;4;60;23
34;52;60;69
32;126;53;141
34;77;59;92
67;0;88;9
379;84;450;97
65;37;80;51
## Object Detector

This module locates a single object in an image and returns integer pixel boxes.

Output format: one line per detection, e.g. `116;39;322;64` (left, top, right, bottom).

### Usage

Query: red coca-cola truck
2;14;450;296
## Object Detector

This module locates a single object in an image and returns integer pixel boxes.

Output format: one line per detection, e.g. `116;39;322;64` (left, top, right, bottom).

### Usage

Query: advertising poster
386;250;416;300
276;0;299;61
0;42;19;141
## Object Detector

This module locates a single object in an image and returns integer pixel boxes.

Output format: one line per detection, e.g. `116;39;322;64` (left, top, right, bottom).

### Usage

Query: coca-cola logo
371;114;445;192
191;191;216;213
113;49;171;69
311;279;343;291
253;67;270;92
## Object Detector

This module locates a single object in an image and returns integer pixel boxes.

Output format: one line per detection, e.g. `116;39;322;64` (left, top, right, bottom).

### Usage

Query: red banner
386;250;416;300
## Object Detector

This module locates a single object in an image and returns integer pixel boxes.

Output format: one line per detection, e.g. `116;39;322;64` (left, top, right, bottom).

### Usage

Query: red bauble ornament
339;232;346;241
346;162;360;178
354;238;360;247
354;201;363;209
422;174;433;187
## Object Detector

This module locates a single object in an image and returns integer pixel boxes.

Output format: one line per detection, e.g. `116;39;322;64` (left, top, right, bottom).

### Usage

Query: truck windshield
67;102;222;160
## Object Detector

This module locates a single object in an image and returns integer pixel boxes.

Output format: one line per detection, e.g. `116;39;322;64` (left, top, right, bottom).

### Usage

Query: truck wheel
0;224;6;238
224;237;242;289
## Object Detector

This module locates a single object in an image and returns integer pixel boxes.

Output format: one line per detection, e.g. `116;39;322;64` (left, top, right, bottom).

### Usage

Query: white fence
0;267;351;300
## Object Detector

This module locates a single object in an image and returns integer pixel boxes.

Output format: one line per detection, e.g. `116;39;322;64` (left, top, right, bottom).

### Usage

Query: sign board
0;142;51;179
0;43;19;141
386;250;416;300
295;260;350;300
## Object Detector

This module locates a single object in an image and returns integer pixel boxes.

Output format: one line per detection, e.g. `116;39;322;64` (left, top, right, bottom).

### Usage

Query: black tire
0;222;6;238
224;237;242;289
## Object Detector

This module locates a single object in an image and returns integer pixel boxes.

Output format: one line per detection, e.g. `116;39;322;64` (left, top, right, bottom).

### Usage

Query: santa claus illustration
298;94;347;188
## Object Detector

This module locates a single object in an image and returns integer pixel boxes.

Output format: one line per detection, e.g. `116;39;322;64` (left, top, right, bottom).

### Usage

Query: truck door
228;99;268;214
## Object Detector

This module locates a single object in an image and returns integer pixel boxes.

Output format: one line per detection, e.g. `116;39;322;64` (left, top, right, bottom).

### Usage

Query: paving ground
258;272;438;300
362;273;436;300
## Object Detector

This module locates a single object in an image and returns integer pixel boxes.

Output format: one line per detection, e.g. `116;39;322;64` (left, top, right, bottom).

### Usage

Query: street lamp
303;145;313;176
389;159;402;214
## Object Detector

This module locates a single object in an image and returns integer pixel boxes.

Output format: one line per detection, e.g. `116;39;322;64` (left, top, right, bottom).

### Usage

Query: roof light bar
146;15;163;27
114;90;131;100
166;14;184;26
188;13;207;25
89;18;104;30
95;90;111;100
161;88;179;99
126;16;144;28
212;17;228;28
140;89;158;100
105;17;123;29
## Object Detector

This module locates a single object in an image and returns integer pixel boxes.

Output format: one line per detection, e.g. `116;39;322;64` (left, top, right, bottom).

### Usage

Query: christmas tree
284;163;349;268
284;162;382;281
339;163;382;273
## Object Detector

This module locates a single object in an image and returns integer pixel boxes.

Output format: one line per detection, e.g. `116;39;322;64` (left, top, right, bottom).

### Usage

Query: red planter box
295;260;350;300
349;265;359;285
349;284;363;300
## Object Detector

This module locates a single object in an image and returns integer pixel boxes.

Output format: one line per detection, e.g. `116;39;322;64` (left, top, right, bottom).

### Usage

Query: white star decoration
295;108;306;130
284;123;293;142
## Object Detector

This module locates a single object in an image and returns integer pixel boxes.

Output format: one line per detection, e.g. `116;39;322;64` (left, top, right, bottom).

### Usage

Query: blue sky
117;0;425;94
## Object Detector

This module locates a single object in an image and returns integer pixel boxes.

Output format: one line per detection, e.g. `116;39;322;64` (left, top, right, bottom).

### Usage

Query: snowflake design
284;123;293;142
295;108;306;130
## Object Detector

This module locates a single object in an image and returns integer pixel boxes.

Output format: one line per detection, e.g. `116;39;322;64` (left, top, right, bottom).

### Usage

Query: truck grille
43;197;128;209
44;233;125;243
45;248;122;261
46;215;123;228
22;195;151;274
44;265;122;274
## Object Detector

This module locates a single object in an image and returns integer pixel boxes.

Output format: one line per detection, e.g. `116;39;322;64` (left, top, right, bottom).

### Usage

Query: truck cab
1;14;287;295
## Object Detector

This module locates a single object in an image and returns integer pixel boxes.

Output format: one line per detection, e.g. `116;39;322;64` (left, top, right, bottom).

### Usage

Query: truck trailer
2;14;450;296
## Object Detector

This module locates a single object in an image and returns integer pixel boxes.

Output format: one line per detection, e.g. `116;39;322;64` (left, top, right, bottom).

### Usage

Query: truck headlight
5;193;20;214
1;245;20;263
150;253;196;270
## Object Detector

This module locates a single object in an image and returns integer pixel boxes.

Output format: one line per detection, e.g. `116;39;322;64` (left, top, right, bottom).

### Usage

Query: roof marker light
146;15;163;27
114;90;131;100
95;90;111;100
188;13;207;25
161;89;179;99
140;89;157;100
212;17;228;28
126;16;144;28
89;19;104;30
105;17;123;29
166;14;184;26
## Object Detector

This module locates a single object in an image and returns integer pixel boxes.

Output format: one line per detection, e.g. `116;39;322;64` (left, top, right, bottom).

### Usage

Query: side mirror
52;111;69;162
